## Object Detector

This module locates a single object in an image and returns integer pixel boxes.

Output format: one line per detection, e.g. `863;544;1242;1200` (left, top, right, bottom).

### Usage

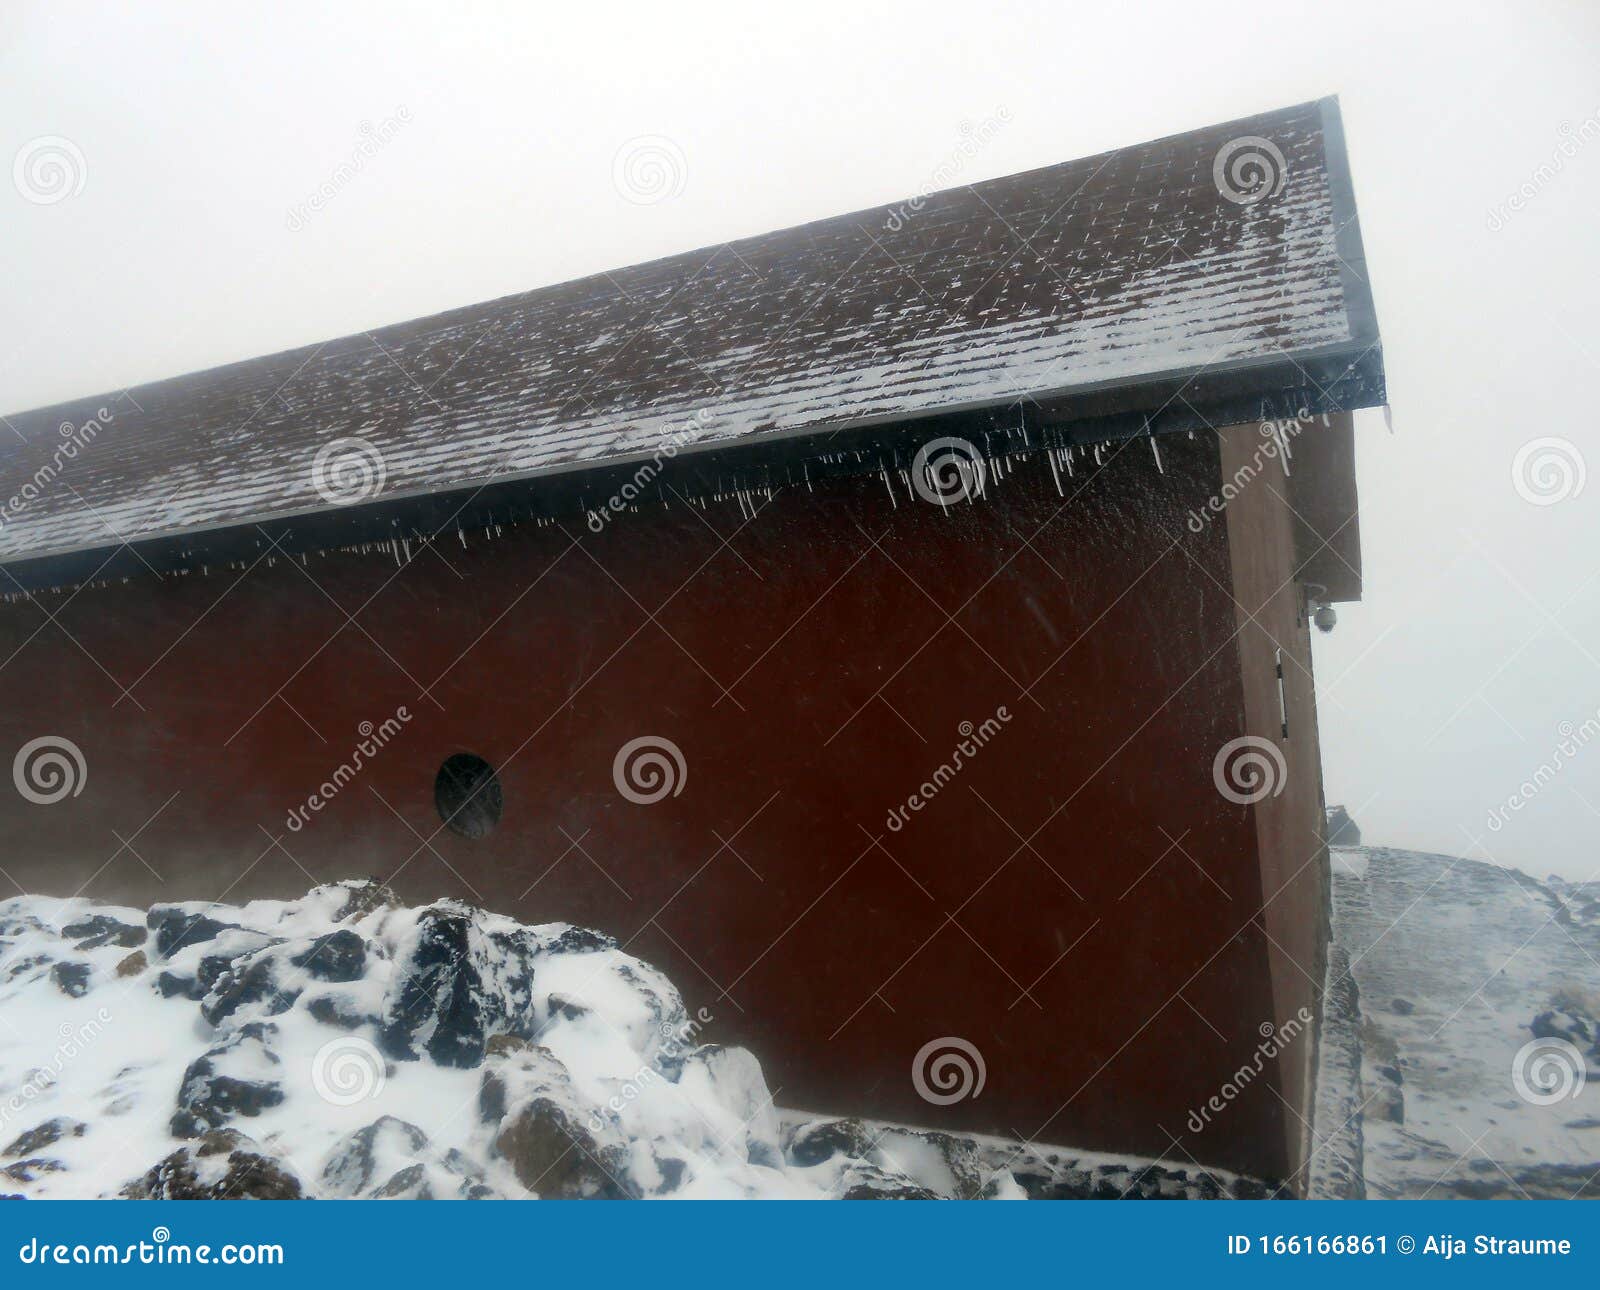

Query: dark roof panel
0;97;1382;568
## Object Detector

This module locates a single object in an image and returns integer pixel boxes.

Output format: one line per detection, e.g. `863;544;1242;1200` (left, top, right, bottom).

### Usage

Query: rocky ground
0;879;1264;1201
1310;847;1600;1199
11;857;1589;1201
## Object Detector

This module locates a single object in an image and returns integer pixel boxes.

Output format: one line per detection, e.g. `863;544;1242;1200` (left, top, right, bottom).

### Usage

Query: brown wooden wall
0;429;1320;1182
1219;418;1338;1190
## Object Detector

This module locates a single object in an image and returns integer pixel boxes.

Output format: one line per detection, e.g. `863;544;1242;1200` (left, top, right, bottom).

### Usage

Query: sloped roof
0;97;1382;574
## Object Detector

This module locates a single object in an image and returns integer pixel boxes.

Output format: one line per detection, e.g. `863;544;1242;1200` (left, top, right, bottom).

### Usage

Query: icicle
1046;446;1063;496
1149;435;1164;474
880;467;897;508
1272;420;1293;476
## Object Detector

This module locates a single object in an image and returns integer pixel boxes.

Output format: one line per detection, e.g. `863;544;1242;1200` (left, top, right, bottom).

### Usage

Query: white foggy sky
2;1;1597;878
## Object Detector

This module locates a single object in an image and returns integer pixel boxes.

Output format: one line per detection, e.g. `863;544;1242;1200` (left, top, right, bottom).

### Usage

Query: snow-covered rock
0;879;1059;1199
778;1114;1262;1200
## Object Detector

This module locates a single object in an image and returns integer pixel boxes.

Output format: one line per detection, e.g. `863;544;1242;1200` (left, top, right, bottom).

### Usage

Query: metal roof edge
0;339;1386;588
1317;96;1382;353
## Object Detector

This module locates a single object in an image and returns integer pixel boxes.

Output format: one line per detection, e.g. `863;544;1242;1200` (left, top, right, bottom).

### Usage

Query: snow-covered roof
0;97;1382;575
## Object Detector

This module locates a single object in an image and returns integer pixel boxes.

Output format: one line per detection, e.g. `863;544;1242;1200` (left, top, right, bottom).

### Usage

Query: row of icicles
2;430;1191;600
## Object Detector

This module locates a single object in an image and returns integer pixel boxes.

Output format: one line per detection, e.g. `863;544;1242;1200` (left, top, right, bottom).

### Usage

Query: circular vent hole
434;753;503;839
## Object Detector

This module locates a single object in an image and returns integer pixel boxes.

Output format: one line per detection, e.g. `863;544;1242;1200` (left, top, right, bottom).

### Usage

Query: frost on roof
0;98;1379;566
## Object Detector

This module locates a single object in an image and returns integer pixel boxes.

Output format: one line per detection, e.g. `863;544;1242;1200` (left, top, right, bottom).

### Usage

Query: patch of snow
1329;847;1368;880
1311;846;1600;1199
0;881;1065;1200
